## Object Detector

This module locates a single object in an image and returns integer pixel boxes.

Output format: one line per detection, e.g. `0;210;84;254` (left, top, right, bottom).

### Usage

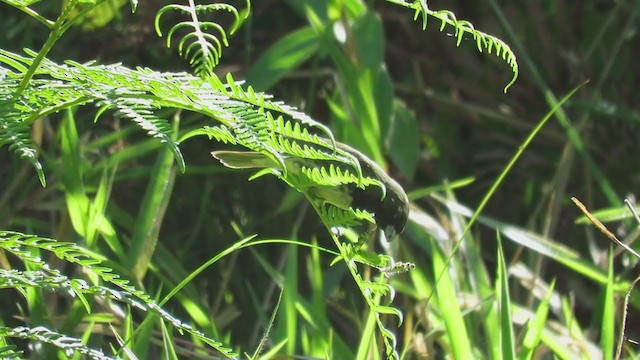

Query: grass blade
496;234;515;360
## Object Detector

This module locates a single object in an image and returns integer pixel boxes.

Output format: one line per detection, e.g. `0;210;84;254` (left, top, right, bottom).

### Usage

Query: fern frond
1;47;382;247
221;73;337;148
315;205;375;229
0;108;45;186
0;50;29;74
0;70;45;185
155;1;250;77
0;344;23;359
183;125;239;145
0;326;114;360
0;48;400;357
266;113;328;149
361;280;395;299
348;246;392;269
340;250;402;359
0;268;70;289
386;0;518;92
110;98;184;170
0;231;238;359
300;164;380;189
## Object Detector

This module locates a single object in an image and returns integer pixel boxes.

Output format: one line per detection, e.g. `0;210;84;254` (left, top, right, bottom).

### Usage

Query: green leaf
496;235;516;360
127;118;179;281
74;0;129;30
429;233;473;358
385;0;519;91
60;109;92;240
373;66;394;137
518;279;555;360
601;247;615;359
245;26;320;91
352;11;384;68
154;2;248;77
387;101;419;179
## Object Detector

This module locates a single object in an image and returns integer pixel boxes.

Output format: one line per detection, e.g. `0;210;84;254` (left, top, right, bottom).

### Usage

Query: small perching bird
212;141;409;241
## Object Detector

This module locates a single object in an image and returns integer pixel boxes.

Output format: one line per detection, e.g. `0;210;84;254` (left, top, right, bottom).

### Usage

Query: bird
211;141;409;241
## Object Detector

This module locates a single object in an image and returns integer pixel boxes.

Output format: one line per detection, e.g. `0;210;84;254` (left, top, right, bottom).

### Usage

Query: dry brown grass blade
571;197;640;260
571;196;640;359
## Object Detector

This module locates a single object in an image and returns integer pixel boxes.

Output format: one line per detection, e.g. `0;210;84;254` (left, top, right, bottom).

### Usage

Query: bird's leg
354;223;377;250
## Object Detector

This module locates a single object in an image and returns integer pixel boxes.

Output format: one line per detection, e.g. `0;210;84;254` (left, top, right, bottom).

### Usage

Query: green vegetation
0;0;638;359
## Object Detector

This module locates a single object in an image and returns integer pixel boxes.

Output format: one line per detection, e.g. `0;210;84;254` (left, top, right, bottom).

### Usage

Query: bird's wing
211;151;279;169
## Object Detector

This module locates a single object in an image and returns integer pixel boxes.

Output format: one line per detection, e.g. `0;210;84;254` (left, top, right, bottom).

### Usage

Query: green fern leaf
0;231;238;359
0;326;115;360
387;0;518;92
155;1;250;77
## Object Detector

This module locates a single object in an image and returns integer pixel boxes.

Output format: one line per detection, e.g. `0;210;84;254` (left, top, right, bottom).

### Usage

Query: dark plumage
212;142;409;240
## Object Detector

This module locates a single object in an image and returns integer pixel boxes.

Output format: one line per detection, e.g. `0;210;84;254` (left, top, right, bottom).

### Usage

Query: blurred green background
1;0;639;358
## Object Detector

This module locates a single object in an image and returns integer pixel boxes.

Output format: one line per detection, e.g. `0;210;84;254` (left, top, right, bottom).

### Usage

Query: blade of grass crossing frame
307;238;333;356
487;0;618;205
444;187;501;359
428;234;473;358
159;235;257;306
131;312;155;358
92;168;126;260
252;288;284;359
282;244;298;354
601;247;615;359
256;339;288;360
356;303;379;360
60;111;124;257
122;307;135;357
496;234;516;360
518;279;555;360
110;323;139;360
127;114;179;281
537;313;582;358
465;82;588;244
60;109;91;242
429;83;588;321
465;230;501;359
561;297;589;347
435;194;617;288
160;320;179;360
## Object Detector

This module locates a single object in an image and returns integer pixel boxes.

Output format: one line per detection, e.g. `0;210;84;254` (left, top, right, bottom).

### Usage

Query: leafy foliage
0;36;394;354
0;231;238;358
155;0;250;77
0;13;405;359
0;326;114;360
0;48;359;182
11;0;620;359
386;0;518;91
0;84;44;185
